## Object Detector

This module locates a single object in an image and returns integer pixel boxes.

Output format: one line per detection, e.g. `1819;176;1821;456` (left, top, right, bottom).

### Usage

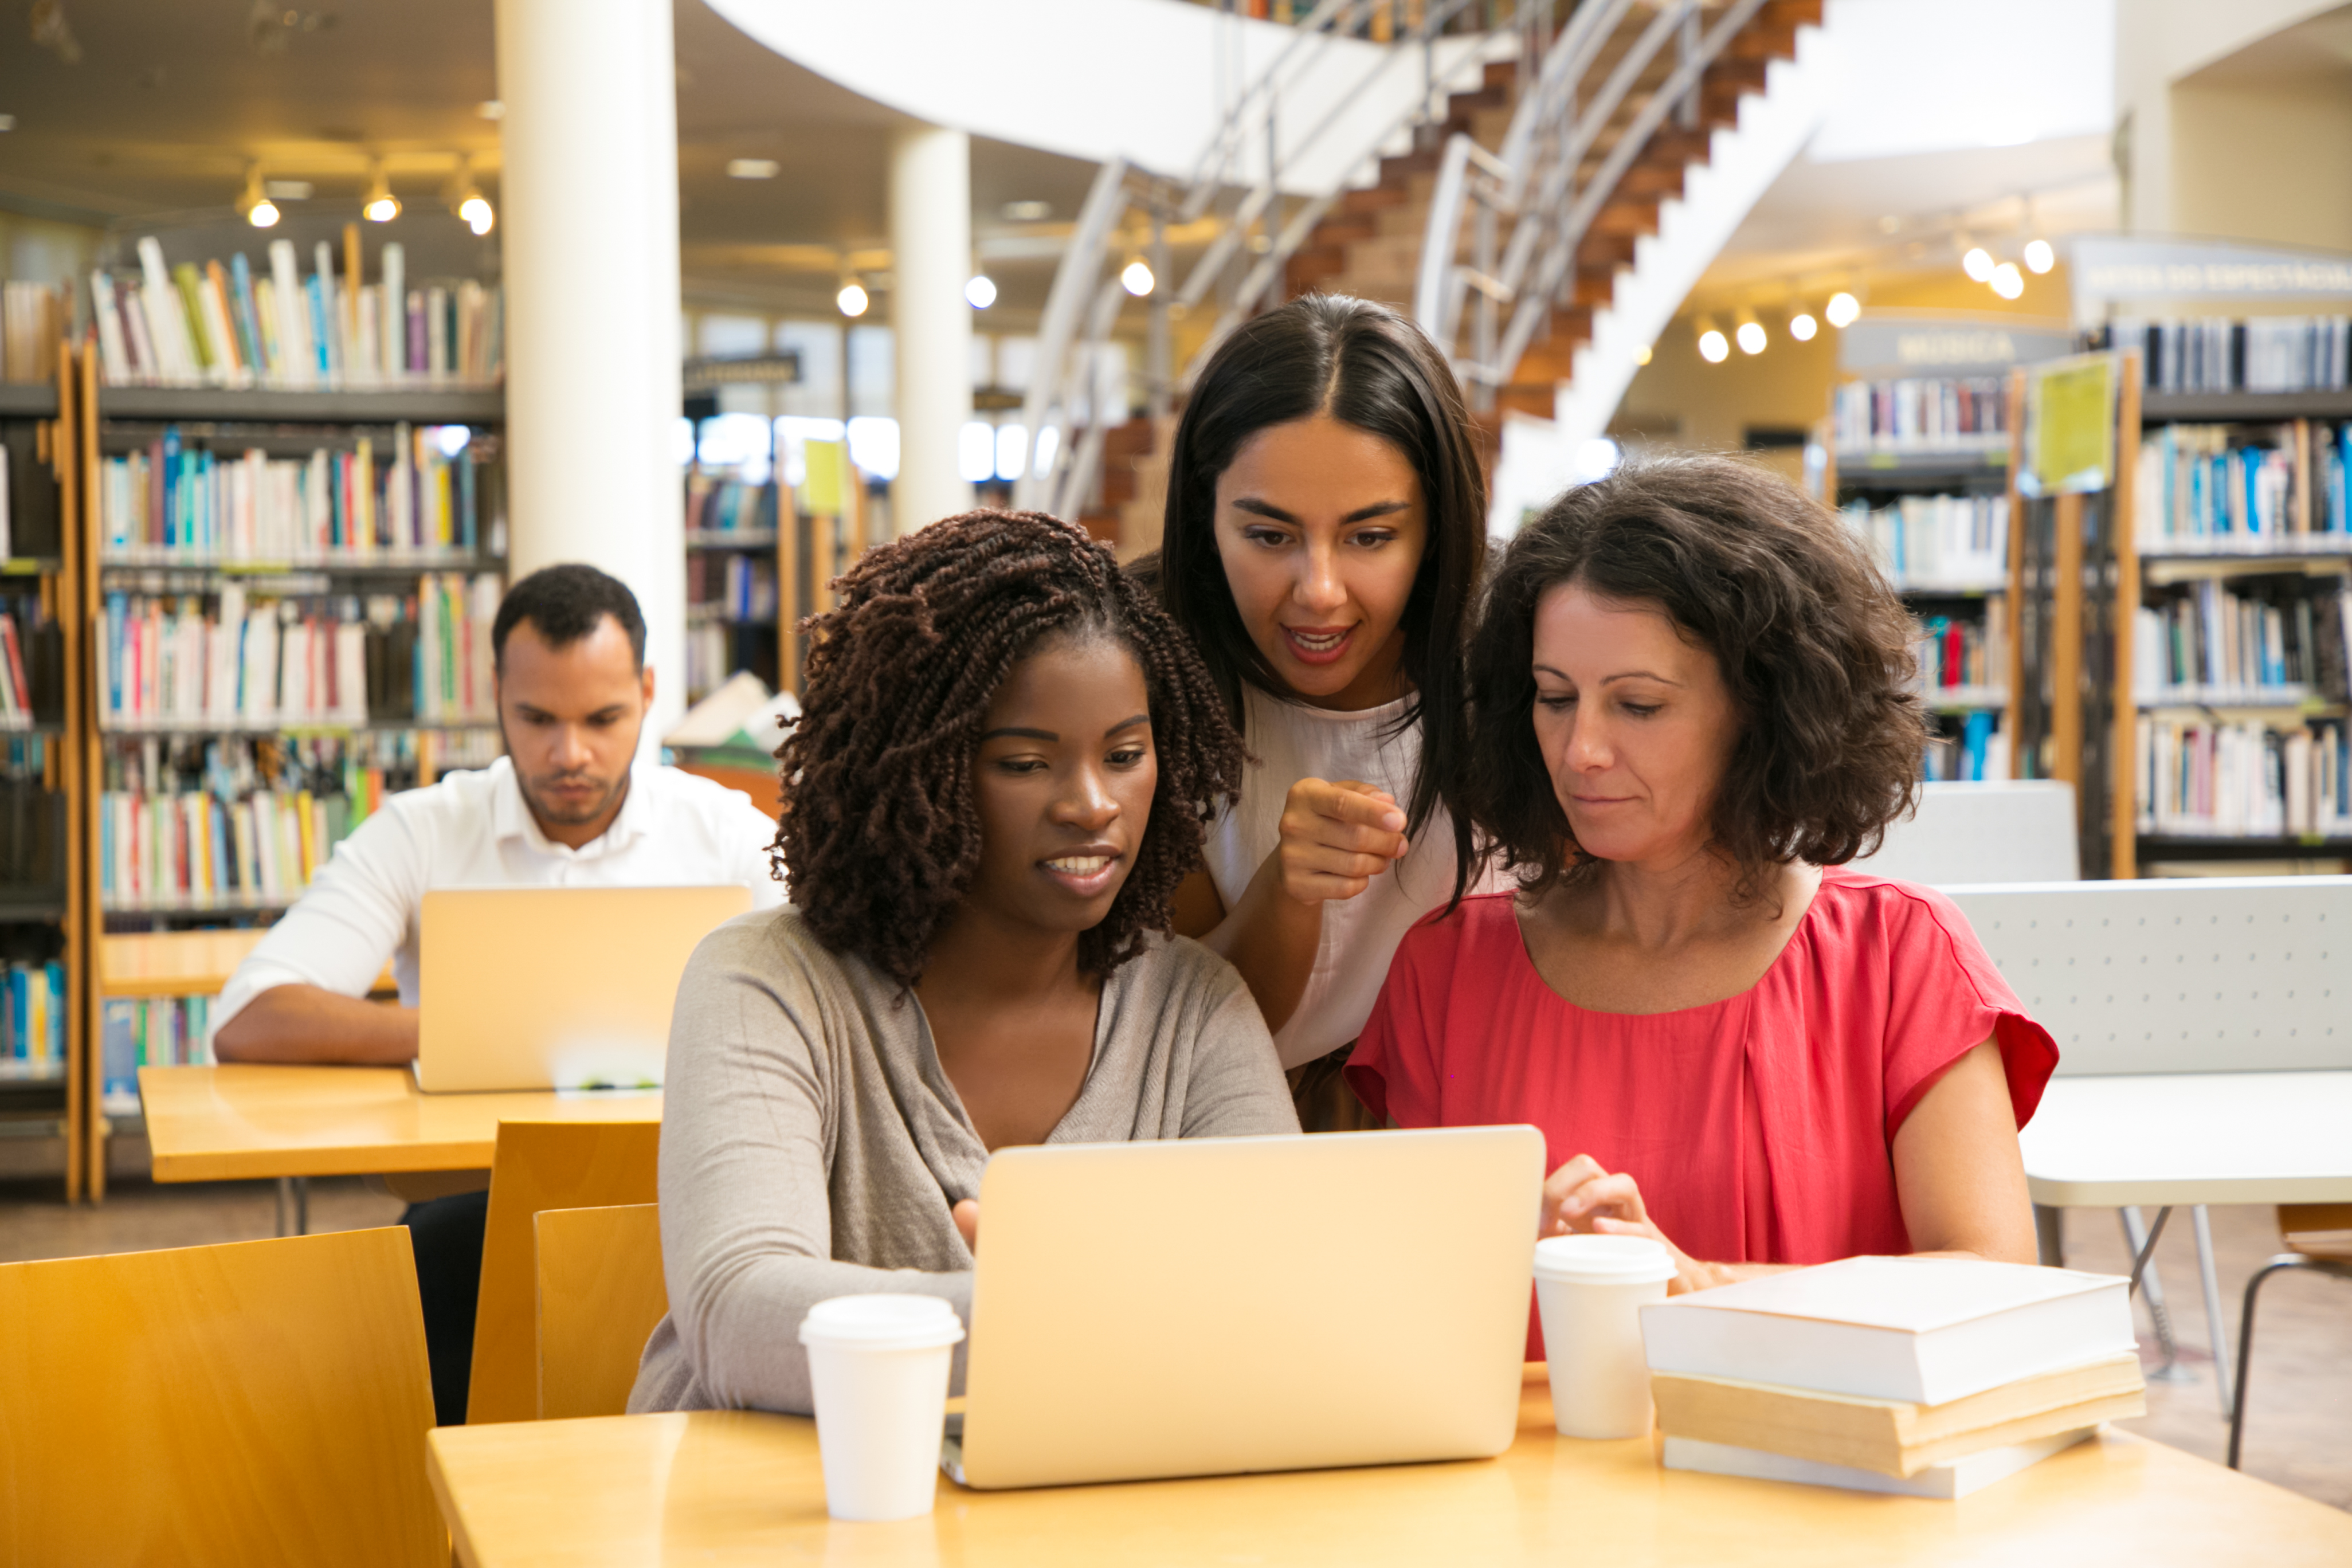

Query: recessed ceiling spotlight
1001;199;1050;222
727;158;780;180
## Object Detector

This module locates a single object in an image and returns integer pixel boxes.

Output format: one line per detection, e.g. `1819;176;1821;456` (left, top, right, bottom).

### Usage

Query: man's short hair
492;563;647;671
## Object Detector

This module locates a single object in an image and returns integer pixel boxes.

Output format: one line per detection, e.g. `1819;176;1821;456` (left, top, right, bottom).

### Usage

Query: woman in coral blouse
1348;454;2055;1340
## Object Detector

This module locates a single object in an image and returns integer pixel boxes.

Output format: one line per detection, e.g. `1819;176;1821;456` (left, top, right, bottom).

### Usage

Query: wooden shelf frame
73;373;508;1198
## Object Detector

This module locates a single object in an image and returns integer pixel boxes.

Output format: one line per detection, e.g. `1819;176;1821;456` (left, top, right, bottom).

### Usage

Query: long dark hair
1459;454;1928;909
1150;294;1485;869
776;510;1246;986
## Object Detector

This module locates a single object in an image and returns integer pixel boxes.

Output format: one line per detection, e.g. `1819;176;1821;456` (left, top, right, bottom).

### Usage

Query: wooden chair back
535;1203;669;1420
2280;1204;2352;1261
1941;876;2352;1075
467;1119;661;1425
0;1226;441;1566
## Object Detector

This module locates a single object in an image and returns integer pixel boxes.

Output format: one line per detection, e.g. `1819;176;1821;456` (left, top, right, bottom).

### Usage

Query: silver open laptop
943;1124;1545;1489
413;884;752;1092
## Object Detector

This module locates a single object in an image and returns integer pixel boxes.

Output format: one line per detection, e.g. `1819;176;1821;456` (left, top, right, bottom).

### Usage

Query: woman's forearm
1197;849;1323;1033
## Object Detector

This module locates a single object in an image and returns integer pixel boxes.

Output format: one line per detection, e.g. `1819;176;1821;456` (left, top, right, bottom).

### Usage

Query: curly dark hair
1458;452;1929;906
775;509;1246;986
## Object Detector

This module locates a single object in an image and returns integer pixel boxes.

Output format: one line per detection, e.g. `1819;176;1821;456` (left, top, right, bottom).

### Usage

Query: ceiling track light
238;163;279;228
836;277;870;319
1960;238;1994;283
1120;257;1155;297
1990;260;2025;300
2022;236;2056;275
362;160;400;223
1825;291;1861;329
1695;315;1729;364
1787;307;1818;343
445;156;494;236
1734;309;1767;356
965;273;997;310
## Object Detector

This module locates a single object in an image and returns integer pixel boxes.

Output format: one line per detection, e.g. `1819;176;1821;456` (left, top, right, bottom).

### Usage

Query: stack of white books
1640;1256;2145;1499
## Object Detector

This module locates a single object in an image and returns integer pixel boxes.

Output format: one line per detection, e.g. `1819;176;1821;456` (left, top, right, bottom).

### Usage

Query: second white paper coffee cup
1533;1234;1676;1440
798;1293;966;1522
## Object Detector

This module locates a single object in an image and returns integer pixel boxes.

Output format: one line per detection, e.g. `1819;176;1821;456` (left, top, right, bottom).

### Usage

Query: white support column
889;123;974;534
494;0;685;754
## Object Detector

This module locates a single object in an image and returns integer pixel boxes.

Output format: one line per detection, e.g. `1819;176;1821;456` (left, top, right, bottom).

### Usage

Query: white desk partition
1859;781;2079;887
1942;876;2352;1413
1941;876;2351;1077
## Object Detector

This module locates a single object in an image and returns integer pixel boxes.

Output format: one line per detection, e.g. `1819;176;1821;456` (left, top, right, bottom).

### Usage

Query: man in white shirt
213;562;783;1422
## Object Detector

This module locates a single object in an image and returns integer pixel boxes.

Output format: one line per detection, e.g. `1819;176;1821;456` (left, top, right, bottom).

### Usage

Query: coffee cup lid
797;1293;967;1350
1532;1233;1677;1284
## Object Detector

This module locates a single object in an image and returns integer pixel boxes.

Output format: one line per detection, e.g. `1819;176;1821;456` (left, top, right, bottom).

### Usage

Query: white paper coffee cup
1533;1234;1676;1440
798;1294;966;1521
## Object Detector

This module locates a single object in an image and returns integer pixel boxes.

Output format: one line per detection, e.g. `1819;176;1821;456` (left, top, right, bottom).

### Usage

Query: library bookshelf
679;436;869;707
71;351;507;1198
2008;350;2352;880
0;347;88;1196
1822;376;2017;786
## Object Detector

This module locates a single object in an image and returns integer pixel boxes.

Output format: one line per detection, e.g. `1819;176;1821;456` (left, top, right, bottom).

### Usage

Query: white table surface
2019;1071;2352;1207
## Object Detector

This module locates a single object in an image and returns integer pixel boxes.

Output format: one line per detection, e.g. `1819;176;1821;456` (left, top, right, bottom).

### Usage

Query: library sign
1839;313;2072;379
2071;236;2352;318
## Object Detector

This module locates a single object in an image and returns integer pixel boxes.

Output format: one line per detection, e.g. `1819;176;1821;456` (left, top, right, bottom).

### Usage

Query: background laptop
413;884;752;1092
945;1124;1545;1489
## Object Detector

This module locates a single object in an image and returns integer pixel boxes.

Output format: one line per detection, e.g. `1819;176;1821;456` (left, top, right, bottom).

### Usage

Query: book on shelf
100;995;215;1115
99;423;495;564
1843;493;2009;590
683;470;782;537
1833;375;2008;454
2133;578;2352;703
1912;606;2006;696
1660;1428;2095;1500
1924;711;2006;784
0;959;66;1081
687;552;779;623
97;573;500;728
1650;1353;2144;1480
0;598;61;727
1637;1256;2135;1406
99;730;502;912
2101;316;2350;395
0;281;68;384
2135;715;2350;840
2131;424;2342;550
90;235;503;390
2;418;66;559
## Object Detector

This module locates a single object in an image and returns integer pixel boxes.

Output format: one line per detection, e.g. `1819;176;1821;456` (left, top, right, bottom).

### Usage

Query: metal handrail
1413;0;1771;408
1013;0;1502;517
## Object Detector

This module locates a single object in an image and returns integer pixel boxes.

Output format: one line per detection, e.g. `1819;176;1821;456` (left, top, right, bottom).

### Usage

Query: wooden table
427;1373;2352;1567
138;1064;661;1232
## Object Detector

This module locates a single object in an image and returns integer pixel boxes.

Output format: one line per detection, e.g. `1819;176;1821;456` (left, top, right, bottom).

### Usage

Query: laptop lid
949;1125;1544;1489
414;884;753;1093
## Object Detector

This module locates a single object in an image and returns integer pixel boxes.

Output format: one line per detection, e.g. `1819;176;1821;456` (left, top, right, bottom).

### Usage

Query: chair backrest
1856;780;2080;885
1942;876;2352;1076
535;1203;668;1420
0;1227;442;1566
2280;1204;2352;1261
467;1119;660;1424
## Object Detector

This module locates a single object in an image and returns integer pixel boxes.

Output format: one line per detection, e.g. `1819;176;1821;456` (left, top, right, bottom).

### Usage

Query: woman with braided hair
630;509;1298;1418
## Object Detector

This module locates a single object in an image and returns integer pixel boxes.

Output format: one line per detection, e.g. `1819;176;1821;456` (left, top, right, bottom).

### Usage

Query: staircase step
1100;418;1157;461
1591;199;1663;238
1336;185;1411;215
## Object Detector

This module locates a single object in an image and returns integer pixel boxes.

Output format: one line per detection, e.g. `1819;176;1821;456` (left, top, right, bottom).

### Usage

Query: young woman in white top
1144;294;1492;1124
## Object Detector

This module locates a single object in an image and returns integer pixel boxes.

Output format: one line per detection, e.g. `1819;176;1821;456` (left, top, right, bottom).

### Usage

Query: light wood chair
535;1202;669;1419
0;1226;442;1566
466;1119;661;1425
2229;1202;2352;1469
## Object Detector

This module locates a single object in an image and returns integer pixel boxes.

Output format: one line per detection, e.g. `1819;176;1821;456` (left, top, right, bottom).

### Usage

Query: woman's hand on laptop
1540;1154;1717;1295
952;1199;979;1256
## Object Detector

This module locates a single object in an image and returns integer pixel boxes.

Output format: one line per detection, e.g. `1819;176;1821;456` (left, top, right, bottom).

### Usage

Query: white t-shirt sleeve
212;799;432;1029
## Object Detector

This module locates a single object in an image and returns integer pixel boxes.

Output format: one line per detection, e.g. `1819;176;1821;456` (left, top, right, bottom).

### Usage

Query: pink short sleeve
1874;883;2060;1135
1344;913;1452;1127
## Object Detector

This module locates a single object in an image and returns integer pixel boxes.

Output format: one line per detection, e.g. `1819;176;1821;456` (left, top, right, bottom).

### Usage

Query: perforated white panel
1942;877;2351;1076
1859;781;2079;887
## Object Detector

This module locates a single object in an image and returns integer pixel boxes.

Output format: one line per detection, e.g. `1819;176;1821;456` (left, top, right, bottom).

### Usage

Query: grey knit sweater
628;908;1300;1416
